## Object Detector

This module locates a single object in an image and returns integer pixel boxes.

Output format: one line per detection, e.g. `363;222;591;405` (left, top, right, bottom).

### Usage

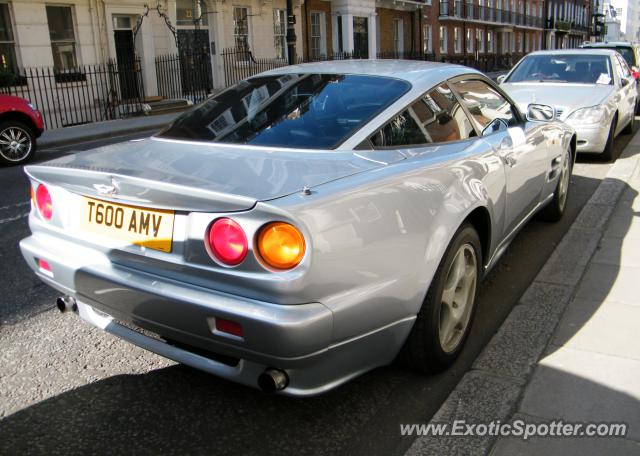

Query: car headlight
566;105;606;125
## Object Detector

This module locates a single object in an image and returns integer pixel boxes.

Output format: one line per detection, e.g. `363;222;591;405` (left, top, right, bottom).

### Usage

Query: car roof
524;49;619;56
581;41;635;48
255;59;483;92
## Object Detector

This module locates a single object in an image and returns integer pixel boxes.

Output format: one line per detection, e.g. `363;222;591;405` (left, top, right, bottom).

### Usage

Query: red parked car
0;94;44;165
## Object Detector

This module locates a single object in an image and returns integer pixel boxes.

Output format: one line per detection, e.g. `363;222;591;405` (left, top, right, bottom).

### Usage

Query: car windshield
157;74;411;149
506;54;613;84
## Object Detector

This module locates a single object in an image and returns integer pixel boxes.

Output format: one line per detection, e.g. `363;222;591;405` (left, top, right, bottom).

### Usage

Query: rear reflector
215;318;243;338
36;258;53;277
38;258;51;271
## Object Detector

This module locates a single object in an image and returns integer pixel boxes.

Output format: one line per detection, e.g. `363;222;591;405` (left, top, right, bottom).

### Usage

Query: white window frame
393;18;404;53
273;9;286;60
454;27;462;54
424;24;432;53
487;30;494;53
476;29;484;53
466;28;474;53
46;4;79;70
233;6;251;53
440;25;447;53
309;11;327;58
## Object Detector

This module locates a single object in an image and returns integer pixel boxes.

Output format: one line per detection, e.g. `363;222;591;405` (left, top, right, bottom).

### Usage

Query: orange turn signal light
257;222;306;270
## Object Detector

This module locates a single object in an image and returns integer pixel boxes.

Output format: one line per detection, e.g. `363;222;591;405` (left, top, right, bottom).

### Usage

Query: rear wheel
0;121;36;166
601;115;617;162
538;146;572;222
399;223;481;373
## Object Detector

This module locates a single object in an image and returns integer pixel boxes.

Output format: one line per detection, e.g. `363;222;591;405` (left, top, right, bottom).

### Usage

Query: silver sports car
20;61;576;396
499;49;637;161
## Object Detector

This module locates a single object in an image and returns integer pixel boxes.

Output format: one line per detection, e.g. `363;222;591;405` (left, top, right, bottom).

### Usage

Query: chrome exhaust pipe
56;296;77;313
258;368;289;393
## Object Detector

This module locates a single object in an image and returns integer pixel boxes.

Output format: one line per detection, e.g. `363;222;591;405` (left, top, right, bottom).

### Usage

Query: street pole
286;0;297;65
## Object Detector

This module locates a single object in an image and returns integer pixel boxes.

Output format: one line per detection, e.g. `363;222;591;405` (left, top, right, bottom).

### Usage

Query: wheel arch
463;206;492;268
0;111;38;133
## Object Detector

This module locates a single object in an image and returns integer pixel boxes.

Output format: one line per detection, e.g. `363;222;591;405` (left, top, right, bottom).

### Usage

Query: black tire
0;120;36;166
623;112;635;135
601;115;616;162
538;147;572;222
399;223;482;373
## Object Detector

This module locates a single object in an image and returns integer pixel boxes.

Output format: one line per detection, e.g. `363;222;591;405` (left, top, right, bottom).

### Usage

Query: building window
454;27;462;53
477;29;484;53
393;18;404;53
233;7;250;52
466;28;474;53
424;24;432;53
487;30;494;52
439;26;447;53
273;9;285;59
176;0;208;26
46;5;78;70
310;12;323;58
0;3;17;71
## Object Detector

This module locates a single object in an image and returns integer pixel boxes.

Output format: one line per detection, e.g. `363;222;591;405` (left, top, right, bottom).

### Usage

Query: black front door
177;29;213;98
114;30;140;100
353;17;369;58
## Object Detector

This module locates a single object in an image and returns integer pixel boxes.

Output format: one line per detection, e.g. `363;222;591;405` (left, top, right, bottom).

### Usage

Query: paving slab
552;298;640;361
518;346;640;441
491;413;640;456
604;214;640;239
575;263;640;305
592;236;640;267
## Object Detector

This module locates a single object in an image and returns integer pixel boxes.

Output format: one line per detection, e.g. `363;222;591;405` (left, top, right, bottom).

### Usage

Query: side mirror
496;75;507;84
526;103;556;122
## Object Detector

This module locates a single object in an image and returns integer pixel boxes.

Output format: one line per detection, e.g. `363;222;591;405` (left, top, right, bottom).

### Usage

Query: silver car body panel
502;49;636;153
20;61;576;395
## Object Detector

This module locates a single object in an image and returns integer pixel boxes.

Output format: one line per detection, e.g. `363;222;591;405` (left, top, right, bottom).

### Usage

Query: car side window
450;79;518;133
616;55;631;78
370;83;475;148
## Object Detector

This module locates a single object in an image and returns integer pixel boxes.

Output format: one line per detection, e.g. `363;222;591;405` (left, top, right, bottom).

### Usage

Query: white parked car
499;49;637;161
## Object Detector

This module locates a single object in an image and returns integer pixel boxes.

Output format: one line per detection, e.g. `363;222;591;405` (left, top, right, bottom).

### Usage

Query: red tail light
35;184;53;220
633;71;639;80
206;218;248;266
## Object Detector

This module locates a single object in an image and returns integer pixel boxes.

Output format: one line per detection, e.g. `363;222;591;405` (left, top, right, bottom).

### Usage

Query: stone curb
405;136;640;456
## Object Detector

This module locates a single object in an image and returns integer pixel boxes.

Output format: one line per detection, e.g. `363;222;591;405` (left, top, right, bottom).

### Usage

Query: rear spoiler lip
24;165;257;213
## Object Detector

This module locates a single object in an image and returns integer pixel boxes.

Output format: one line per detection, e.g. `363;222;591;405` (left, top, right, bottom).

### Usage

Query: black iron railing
0;59;145;130
439;1;544;27
155;52;213;104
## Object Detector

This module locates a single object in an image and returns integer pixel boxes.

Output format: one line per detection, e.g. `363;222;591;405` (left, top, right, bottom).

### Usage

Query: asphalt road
0;130;627;456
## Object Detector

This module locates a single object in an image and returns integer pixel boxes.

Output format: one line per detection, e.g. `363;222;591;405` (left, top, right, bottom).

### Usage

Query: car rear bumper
20;233;414;396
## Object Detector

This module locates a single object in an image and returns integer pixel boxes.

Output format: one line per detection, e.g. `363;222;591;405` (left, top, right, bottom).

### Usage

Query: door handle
501;152;517;167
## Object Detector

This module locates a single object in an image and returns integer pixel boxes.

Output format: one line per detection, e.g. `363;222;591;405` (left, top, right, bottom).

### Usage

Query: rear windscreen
157;74;411;149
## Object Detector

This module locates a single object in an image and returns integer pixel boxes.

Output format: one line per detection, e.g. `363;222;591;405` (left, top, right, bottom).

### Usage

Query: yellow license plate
80;197;175;253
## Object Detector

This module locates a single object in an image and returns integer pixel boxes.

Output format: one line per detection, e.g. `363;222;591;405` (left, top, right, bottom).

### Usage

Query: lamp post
286;0;297;64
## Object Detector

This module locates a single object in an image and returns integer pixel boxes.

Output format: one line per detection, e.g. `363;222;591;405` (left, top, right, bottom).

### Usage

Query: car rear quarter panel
269;140;506;343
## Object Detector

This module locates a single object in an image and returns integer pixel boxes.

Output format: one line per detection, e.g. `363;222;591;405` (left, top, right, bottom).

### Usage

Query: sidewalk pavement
38;112;181;150
406;131;640;455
